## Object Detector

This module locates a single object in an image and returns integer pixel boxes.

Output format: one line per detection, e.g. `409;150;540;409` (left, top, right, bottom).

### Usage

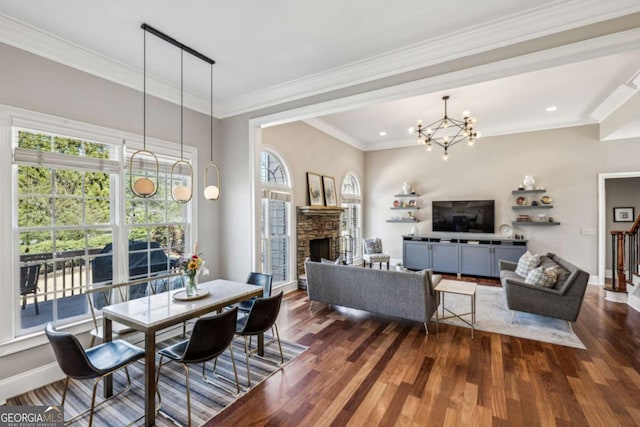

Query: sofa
304;260;440;332
499;252;589;322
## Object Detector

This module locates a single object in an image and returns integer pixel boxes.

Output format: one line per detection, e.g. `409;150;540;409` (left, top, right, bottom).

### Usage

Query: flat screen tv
432;200;495;233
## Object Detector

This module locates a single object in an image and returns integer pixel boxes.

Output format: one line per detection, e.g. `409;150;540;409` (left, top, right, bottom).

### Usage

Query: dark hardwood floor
208;285;640;426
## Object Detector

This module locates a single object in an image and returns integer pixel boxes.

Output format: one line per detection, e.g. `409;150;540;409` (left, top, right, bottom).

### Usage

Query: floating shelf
387;219;418;223
394;193;420;197
512;205;553;209
390;207;420;210
512;189;546;194
512;221;560;226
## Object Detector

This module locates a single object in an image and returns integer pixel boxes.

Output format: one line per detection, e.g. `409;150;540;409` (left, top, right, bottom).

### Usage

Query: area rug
8;335;307;426
432;285;586;349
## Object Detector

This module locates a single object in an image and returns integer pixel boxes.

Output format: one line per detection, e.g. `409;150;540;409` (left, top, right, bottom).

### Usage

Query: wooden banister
610;214;640;292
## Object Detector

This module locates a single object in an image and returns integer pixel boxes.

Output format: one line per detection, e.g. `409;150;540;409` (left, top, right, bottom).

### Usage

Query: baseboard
0;361;63;405
274;281;298;295
628;294;640;313
588;274;601;285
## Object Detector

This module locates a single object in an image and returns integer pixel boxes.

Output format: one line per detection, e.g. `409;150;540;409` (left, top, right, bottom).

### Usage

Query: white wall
262;122;364;208
364;125;640;277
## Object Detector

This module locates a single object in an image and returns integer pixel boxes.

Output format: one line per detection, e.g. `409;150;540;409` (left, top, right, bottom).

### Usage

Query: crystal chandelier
413;95;481;160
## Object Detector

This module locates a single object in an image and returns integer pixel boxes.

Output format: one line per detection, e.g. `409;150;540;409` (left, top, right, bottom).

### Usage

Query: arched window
260;150;292;284
341;173;362;261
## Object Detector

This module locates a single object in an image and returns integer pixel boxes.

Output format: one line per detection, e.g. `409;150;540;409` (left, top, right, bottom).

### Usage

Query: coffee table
435;279;477;338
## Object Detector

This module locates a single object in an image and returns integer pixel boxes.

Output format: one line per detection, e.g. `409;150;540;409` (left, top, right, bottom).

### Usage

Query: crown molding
590;65;640;121
216;0;640;117
302;118;366;151
2;1;640;119
0;13;214;116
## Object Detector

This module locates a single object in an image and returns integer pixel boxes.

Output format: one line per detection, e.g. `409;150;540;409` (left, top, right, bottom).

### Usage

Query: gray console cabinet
403;236;527;278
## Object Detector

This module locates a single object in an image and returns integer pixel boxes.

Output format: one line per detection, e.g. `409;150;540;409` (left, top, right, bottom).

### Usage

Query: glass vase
184;274;198;297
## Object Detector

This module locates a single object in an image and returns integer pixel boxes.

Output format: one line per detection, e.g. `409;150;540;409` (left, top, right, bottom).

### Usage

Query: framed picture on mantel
613;206;634;222
323;175;337;207
307;172;324;206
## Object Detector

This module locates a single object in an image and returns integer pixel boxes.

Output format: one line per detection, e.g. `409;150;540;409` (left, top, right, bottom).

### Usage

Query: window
8;110;195;340
260;150;292;284
341;173;362;262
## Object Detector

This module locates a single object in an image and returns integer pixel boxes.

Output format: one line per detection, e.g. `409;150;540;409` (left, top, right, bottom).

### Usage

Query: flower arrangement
177;252;208;295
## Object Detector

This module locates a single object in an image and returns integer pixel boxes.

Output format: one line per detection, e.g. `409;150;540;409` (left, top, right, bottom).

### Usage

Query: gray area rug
9;335;307;426
432;285;586;349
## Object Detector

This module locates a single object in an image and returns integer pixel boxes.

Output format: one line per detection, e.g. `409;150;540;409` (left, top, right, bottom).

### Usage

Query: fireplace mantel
297;206;345;216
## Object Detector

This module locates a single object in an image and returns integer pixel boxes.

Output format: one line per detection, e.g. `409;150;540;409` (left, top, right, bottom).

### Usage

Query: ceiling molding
215;0;640;117
2;1;640;119
0;13;214;116
302;118;366;151
256;28;640;134
590;66;640;121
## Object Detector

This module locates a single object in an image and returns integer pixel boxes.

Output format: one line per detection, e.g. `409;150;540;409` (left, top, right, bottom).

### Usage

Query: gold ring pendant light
136;23;217;203
203;63;220;202
171;48;193;203
130;29;159;197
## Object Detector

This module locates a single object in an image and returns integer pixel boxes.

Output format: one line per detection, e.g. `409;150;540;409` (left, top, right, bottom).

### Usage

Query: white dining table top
101;279;261;331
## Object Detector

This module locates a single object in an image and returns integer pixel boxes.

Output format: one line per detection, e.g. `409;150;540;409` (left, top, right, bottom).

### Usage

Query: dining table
102;279;264;426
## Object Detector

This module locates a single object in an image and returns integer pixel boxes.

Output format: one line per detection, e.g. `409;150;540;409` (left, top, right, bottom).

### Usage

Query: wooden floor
208;285;640;427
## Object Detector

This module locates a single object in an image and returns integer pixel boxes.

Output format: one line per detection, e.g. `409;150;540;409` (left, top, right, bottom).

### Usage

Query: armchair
500;253;589;324
362;237;390;269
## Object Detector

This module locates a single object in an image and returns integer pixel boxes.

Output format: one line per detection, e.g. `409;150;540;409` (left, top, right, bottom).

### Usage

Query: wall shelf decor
511;185;559;225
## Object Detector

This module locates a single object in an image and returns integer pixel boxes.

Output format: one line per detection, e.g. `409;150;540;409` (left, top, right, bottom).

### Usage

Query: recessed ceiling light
379;131;387;136
546;106;557;112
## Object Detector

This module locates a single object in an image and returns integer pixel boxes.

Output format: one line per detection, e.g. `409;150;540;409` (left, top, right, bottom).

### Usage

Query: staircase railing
610;214;640;291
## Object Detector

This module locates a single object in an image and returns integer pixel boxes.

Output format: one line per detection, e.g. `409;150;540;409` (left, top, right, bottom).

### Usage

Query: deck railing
20;249;103;301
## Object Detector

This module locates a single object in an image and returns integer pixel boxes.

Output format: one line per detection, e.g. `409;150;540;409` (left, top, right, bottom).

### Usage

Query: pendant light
130;28;159;198
171;48;194;203
204;63;220;202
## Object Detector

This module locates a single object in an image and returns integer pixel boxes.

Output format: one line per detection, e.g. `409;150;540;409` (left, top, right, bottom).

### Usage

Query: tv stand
402;235;527;278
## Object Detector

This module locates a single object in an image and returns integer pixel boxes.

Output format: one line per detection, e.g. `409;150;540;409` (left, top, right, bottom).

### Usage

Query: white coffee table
435;279;477;338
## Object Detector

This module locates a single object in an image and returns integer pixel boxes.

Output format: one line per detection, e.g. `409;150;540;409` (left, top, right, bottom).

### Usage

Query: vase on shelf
184;274;198;296
402;182;411;195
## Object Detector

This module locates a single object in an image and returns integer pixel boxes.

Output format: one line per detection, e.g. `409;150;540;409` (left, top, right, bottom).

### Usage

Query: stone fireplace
296;206;344;288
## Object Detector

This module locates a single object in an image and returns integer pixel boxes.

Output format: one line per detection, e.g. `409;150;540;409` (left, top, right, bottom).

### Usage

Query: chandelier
413;95;481;160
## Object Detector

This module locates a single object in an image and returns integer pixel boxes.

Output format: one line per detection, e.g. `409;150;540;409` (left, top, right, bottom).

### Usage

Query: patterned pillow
515;251;540;277
364;238;383;254
524;266;558;288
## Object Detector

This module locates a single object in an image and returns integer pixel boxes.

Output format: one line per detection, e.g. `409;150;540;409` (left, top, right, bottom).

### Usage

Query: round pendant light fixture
171;48;194;203
204;63;220;202
130;28;159;198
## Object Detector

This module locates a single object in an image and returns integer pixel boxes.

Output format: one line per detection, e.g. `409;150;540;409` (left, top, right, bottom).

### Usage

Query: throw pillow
546;265;569;287
525;266;558;288
321;256;343;265
515;251;540;277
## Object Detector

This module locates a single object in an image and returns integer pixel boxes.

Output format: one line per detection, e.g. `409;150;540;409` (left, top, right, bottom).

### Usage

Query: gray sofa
499;252;589;322
304;260;440;332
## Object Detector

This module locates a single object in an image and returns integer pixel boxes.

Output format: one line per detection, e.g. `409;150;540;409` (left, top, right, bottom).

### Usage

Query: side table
435;279;477;338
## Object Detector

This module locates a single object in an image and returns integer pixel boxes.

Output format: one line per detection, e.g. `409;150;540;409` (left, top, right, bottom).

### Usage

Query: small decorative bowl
516;196;527;206
541;196;552;205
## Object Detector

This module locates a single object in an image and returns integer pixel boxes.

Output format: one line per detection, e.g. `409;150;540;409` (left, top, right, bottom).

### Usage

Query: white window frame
259;147;294;287
0;105;198;355
341;172;362;263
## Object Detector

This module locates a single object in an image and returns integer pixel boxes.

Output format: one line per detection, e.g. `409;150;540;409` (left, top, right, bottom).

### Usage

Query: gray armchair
499;253;589;323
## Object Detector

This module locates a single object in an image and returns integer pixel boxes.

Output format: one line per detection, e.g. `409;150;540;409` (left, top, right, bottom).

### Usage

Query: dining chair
237;272;273;314
44;322;145;426
235;292;284;387
20;264;41;315
156;306;240;427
